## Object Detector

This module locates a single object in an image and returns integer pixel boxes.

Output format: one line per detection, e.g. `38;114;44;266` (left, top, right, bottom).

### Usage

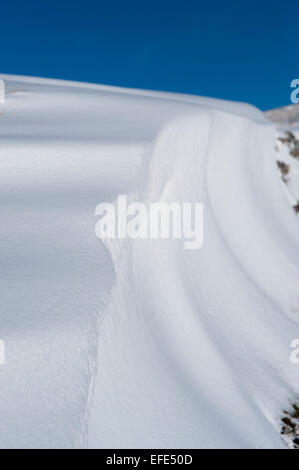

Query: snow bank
89;110;299;448
0;74;298;448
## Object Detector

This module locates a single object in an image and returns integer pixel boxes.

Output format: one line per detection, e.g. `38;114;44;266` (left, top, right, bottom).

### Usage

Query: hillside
0;74;298;449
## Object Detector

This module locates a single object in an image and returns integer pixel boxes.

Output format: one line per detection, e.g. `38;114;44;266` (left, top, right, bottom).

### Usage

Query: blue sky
1;0;298;110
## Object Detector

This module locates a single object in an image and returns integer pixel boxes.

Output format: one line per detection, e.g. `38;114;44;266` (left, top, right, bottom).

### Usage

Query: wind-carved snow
88;110;299;448
0;74;298;449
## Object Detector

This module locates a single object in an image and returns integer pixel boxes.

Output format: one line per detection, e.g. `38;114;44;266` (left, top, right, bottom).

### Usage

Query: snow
0;74;298;449
275;131;299;207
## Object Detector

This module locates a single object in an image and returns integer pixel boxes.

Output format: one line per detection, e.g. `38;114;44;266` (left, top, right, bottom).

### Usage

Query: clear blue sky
2;0;298;110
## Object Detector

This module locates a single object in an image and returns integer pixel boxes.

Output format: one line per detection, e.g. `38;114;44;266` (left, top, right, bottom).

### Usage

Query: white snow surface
0;74;298;449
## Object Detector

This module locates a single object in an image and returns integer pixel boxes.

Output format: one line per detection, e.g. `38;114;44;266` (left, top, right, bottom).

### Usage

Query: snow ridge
88;110;299;448
1;74;298;448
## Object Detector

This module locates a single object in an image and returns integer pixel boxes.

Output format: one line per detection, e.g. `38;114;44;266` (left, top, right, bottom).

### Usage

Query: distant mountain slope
265;103;299;125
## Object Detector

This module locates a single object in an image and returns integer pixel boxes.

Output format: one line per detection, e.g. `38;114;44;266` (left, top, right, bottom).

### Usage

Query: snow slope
0;75;298;449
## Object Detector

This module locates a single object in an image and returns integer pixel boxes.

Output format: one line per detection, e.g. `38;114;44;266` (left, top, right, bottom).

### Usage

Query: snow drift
89;110;299;448
0;74;298;448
